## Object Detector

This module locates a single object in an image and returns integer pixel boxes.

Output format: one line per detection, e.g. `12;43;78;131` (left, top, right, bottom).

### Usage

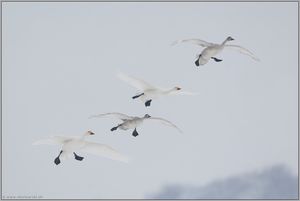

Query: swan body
172;36;260;66
198;44;226;65
89;113;182;137
117;72;197;107
118;117;144;130
33;131;129;165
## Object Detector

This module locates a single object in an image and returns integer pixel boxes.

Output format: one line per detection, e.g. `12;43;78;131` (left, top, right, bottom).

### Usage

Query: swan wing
117;72;155;91
147;117;183;133
80;141;129;163
169;90;198;96
32;136;71;145
89;112;133;121
171;39;215;47
225;45;260;61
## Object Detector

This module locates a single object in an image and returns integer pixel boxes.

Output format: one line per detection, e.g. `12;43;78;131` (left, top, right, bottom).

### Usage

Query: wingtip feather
171;40;182;46
32;141;40;145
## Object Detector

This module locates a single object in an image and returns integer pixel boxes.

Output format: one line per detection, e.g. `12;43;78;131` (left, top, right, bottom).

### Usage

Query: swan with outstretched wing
172;36;260;66
117;72;197;107
33;131;129;165
89;113;182;137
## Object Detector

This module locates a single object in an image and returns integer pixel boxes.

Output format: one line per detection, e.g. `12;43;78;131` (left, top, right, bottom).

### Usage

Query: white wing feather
225;45;260;61
89;112;133;121
171;39;215;47
117;72;155;91
147;117;183;133
80;142;129;163
168;90;198;96
32;136;71;145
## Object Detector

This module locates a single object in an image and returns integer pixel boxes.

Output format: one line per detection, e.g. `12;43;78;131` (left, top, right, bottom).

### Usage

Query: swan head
85;130;95;136
144;114;151;118
174;87;181;91
227;36;234;41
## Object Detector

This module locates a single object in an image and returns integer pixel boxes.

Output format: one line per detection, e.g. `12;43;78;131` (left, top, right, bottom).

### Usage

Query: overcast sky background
2;2;298;199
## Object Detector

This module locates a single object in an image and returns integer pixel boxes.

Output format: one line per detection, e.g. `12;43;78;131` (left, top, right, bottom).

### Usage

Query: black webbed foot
54;150;63;165
111;126;118;131
132;128;139;137
195;54;201;66
145;100;152;107
74;152;84;161
211;57;222;62
54;157;61;165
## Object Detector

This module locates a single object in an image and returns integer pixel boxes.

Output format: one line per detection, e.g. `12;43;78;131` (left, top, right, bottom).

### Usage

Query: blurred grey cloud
147;164;298;199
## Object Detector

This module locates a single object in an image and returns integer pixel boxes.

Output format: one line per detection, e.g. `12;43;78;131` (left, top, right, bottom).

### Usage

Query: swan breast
144;89;165;99
121;118;144;129
202;45;223;57
62;139;85;151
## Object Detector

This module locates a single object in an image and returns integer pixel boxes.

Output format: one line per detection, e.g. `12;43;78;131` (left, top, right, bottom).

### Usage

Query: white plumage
89;113;183;137
172;36;260;66
33;131;129;165
117;72;197;107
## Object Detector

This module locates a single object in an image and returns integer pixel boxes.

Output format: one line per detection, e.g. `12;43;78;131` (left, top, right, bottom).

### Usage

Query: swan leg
211;57;222;62
145;100;152;107
111;125;120;131
195;54;201;66
54;150;63;165
73;152;84;161
132;128;139;137
132;93;144;99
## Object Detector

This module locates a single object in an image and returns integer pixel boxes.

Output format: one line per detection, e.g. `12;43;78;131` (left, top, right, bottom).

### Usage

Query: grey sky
2;2;298;199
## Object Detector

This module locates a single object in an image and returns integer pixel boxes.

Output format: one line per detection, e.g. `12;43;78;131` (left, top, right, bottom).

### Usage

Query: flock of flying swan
33;36;259;165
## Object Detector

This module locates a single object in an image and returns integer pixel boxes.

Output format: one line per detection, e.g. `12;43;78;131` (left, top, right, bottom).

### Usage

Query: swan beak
89;132;95;135
229;37;234;41
177;87;181;90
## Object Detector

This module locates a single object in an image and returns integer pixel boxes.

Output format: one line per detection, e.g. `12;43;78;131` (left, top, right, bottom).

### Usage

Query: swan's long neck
164;88;176;95
221;38;230;46
80;134;87;140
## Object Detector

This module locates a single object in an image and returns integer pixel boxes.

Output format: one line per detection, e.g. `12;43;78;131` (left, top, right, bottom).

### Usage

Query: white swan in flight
172;36;260;66
33;131;129;165
89;113;183;137
117;72;197;107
